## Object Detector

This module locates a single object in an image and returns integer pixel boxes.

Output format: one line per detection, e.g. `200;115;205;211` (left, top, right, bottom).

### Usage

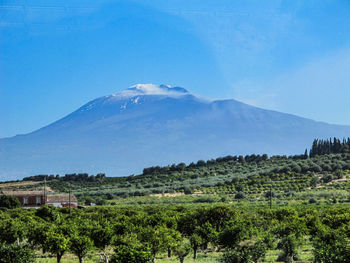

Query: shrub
183;187;194;195
310;176;319;187
322;174;333;183
194;197;216;203
220;248;250;263
265;190;276;199
235;192;246;199
190;174;198;179
0;195;21;209
308;198;317;204
0;244;35;263
111;245;152;263
236;185;244;192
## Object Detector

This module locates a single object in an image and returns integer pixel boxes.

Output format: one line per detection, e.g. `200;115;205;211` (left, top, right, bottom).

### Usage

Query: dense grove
0;204;350;262
17;152;350;205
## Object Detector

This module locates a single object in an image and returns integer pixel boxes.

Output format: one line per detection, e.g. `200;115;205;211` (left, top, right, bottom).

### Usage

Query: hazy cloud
231;48;350;124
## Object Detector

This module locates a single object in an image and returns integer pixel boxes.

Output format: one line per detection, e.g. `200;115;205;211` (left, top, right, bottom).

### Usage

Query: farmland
1;138;350;262
1;202;350;262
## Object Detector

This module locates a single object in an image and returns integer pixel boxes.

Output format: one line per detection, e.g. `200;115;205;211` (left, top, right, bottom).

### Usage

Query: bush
220;248;250;263
194;197;216;203
111;245;152;263
183;187;194;195
35;206;60;222
235;192;246;199
310;176;319;187
322;174;333;183
235;185;244;192
0;195;21;209
95;198;107;206
0;244;35;263
265;190;276;199
313;229;350;262
190;174;199;179
308;198;317;204
106;193;114;200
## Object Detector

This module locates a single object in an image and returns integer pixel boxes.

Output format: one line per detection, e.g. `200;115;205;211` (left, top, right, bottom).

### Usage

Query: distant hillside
1;84;350;180
4;138;349;205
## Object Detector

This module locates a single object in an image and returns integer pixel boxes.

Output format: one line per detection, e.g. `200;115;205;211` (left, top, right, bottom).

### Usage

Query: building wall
47;202;78;208
5;194;78;208
17;195;45;206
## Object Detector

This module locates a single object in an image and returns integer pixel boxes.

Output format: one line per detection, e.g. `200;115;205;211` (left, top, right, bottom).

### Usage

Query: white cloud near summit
115;84;188;98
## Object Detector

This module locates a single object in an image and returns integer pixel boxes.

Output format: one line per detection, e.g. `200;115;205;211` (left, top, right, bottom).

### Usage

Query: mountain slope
1;84;350;180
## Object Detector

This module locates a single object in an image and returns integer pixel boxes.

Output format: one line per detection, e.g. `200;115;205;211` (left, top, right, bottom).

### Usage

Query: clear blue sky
1;0;350;138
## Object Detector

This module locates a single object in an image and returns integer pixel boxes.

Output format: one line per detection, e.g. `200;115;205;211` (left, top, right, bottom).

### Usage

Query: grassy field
33;231;318;263
36;253;219;263
35;247;314;263
0;181;42;188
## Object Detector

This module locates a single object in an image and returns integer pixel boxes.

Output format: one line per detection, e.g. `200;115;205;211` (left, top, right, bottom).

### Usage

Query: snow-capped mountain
1;84;350;180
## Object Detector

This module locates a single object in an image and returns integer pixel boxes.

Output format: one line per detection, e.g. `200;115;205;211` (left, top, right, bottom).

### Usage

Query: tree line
309;137;350;157
23;173;106;183
19;137;349;184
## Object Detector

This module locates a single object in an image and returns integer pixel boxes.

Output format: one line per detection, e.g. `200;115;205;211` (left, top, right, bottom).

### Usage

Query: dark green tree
0;195;21;209
91;222;114;263
189;233;202;259
43;227;70;263
0;219;26;245
112;233;152;263
70;234;94;263
173;238;191;263
312;225;350;263
0;244;35;263
274;216;307;263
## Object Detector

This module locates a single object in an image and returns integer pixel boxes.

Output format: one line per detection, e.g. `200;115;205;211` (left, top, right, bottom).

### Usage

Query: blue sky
1;0;350;138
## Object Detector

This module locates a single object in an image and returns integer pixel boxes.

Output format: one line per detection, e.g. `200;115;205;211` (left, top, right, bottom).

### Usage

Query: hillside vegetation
1;138;350;262
3;138;350;206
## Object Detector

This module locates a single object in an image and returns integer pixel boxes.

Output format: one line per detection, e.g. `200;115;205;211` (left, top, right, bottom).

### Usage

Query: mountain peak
3;82;350;180
78;84;192;113
113;84;189;98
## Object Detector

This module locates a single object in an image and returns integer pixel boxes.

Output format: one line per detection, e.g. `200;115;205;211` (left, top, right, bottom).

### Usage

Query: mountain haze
1;84;350;180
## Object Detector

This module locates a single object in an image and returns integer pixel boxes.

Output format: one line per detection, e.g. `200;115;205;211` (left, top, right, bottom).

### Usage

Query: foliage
2;138;350;262
235;192;246;199
309;137;350;157
312;226;350;263
112;234;152;263
0;195;21;209
173;238;191;263
0;244;35;263
70;234;94;263
43;226;70;263
0;204;349;262
0;218;26;244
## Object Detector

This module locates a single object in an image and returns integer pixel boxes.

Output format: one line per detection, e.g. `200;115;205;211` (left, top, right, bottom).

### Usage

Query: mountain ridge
1;84;350;180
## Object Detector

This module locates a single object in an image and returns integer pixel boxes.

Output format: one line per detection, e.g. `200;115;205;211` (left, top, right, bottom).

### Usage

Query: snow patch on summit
111;84;189;98
78;84;201;113
132;96;140;104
